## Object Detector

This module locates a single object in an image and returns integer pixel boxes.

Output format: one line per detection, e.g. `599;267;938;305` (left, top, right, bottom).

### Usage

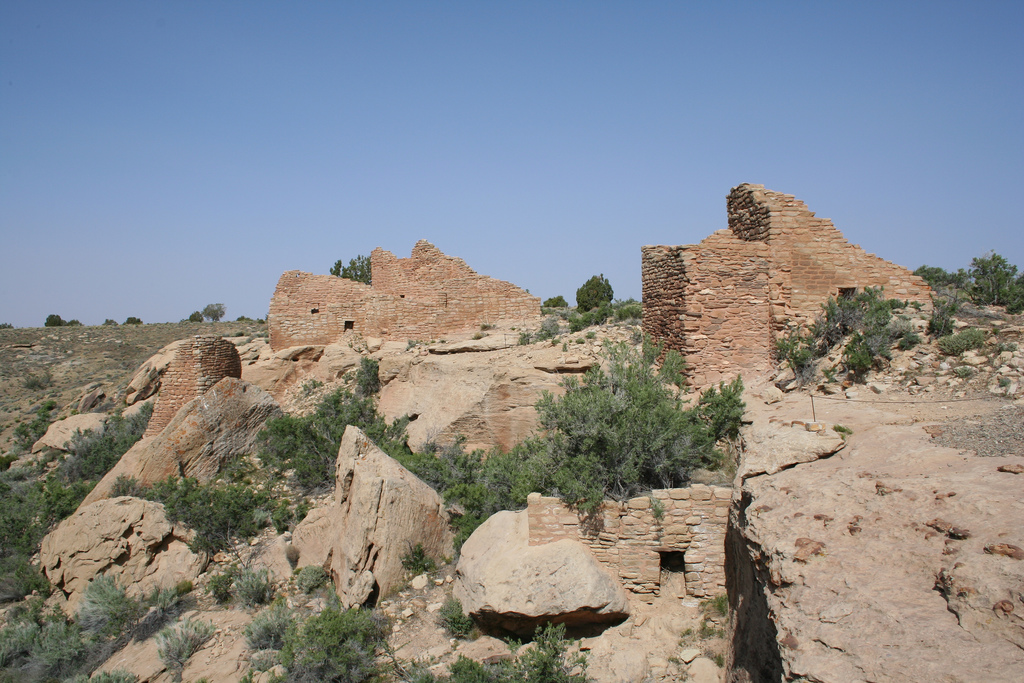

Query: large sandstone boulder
377;352;563;452
730;403;1024;682
316;342;362;380
454;510;630;635
40;497;207;610
125;340;184;405
31;412;109;453
736;421;846;479
292;426;454;607
81;377;281;507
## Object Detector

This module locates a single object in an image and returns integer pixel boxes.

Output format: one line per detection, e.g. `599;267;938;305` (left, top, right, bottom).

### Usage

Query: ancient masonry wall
268;240;540;350
144;336;242;437
643;184;932;385
527;485;731;598
642;233;774;387
727;184;932;323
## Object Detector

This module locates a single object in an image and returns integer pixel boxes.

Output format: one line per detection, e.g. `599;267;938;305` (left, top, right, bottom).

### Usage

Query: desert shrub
534;316;561;342
12;400;57;452
279;606;387;683
568;302;612;332
66;671;139;683
77;575;144;636
236;567;274;608
0;322;13;329
249;649;279;673
576;274;613;312
543;295;568;308
144;478;277;553
27;618;89;679
156;618;215;680
355;357;381;397
102;319;119;326
44;314;65;327
437;597;475;639
897;329;922;350
0;619;39;667
124;317;142;325
258;388;409;493
774;328;815;384
295;565;329;594
66;319;82;326
400;543;437;575
968;252;1023;311
518;331;533;345
331;255;371;284
245;601;291;650
207;572;235;603
201;304;226;322
22;370;53;391
613;298;642;322
187;311;204;323
954;366;975;379
60;404;152;484
657;349;688;389
534;343;741;509
937;328;985;356
110;475;144;498
928;297;960;336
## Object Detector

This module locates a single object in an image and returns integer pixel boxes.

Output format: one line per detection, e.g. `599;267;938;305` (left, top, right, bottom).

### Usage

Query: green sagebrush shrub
437;597;475;639
77;575;144;637
235;567;274;608
244;601;291;650
156;618;215;680
294;565;329;594
543;295;568;308
937;328;986;356
279;606;387;683
258;388;409;493
144;477;280;554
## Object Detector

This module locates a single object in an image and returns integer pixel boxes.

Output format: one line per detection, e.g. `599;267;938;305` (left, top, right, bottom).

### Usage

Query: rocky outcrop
31;412;109;453
82;378;281;507
736;421;846;479
454;509;630;636
40;497;207;609
291;426;454;607
125;340;184;405
728;406;1024;682
377;351;564;452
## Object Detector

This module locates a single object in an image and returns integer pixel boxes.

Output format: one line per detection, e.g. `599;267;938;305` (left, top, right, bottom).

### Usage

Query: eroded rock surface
729;398;1024;682
454;509;630;635
292;425;454;607
31;412;109;453
82;377;281;506
40;497;207;610
125;340;184;405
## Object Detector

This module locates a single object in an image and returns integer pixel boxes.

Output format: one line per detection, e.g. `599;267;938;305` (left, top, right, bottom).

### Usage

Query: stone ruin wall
643;184;932;386
143;336;242;437
526;485;730;598
268;240;540;350
727;184;932;325
642;234;775;386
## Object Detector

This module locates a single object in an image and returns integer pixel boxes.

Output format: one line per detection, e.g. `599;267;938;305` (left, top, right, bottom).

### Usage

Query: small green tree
969;252;1022;312
543;295;568;308
201;304;226;322
124;317;142;325
45;314;65;327
575;275;613;312
331;255;371;284
187;311;203;323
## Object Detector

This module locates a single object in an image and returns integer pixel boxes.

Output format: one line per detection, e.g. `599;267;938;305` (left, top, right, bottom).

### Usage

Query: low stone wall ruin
143;336;242;437
526;485;731;598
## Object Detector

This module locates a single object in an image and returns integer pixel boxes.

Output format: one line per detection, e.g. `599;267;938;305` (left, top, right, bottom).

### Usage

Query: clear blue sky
2;1;1021;327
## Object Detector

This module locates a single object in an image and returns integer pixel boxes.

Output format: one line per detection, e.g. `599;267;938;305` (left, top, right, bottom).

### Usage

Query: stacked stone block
643;184;932;386
143;336;242;437
526;485;730;598
268;240;540;350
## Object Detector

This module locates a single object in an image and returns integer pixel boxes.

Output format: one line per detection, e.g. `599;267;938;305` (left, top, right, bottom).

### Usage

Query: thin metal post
811;394;817;422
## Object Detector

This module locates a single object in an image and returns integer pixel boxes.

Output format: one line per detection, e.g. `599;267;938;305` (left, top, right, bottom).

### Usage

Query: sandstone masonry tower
143;336;242;437
642;184;932;385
